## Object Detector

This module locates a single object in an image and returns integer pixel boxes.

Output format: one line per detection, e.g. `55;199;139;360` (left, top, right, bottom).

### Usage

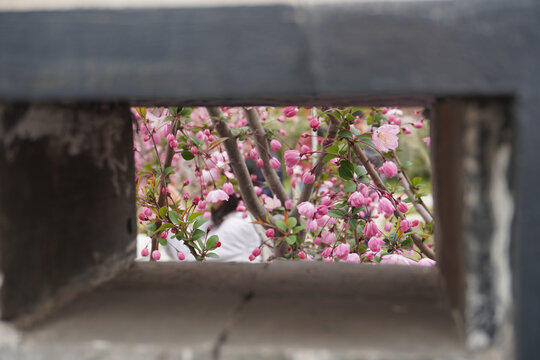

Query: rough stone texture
0;1;537;104
0;103;136;322
1;262;467;360
433;99;514;358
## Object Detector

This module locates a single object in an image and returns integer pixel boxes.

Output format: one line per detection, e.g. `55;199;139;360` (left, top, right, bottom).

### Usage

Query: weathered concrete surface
0;103;136;322
0;262;468;359
0;1;537;104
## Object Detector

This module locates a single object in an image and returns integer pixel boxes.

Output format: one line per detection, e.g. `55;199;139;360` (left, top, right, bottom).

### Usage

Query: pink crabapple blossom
372;124;400;152
379;161;398;178
270;139;282;152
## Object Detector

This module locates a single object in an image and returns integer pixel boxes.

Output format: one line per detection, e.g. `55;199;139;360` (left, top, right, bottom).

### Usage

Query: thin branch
244;108;289;205
207;107;273;225
289;115;340;219
351;142;435;260
391;153;434;223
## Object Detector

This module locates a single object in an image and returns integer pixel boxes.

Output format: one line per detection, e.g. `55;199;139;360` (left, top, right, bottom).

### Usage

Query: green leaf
158;206;168;218
205;252;220;258
187;241;199;251
206;234;219;250
164;166;175;176
412;177;422;187
181;150;195;160
328;209;345;218
337;129;353;139
358;175;370;184
325;143;340;155
193;218;209;230
276;220;287;232
197;238;205;250
323;153;338;164
401;237;413;248
293;225;304;234
146;222;157;234
189;212;204;222
355;165;367;177
169;210;180;225
338;160;355;180
286;236;297;245
349;218;358;229
158;237;168;246
142;164;154;171
192;228;206;240
343;180;357;193
288;217;297;229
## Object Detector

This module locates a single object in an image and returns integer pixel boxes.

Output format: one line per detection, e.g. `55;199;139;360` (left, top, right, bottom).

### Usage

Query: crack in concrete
212;288;256;360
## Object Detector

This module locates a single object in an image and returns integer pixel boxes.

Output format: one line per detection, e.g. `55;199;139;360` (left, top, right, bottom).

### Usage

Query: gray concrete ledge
1;262;468;359
0;0;538;103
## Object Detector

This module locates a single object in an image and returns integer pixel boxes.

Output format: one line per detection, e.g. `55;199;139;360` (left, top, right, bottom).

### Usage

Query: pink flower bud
143;207;152;217
278;115;285;123
167;134;175;142
335;243;350;260
379;161;398;178
190;146;198;155
160;231;168;239
269;157;281;170
270;139;282;152
183;193;190;201
412;219;420;227
400;220;411;232
321;247;333;258
192;195;200;205
378;197;395;217
151;250;161;261
309;118;320;130
316;205;329;216
284;150;300;167
283;106;298;118
301;145;311;154
298;251;306;260
249;254;256;261
216;242;222;248
177;251;186;261
384;221;393;232
413;121;423;129
169;140;178;148
256;159;264;167
313;236;322;245
302;171;315;184
286;167;294;175
265;228;275;238
252;248;261;257
368;237;381;252
397;202;408;213
138;213;147;221
346;253;361;263
254;186;263;196
348;192;364;207
141;248;149;257
249;148;258;159
223;182;234;195
279;129;287;136
363;222;379;237
285;199;293;209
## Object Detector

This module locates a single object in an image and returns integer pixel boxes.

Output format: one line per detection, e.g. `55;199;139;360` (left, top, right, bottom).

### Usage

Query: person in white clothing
137;193;264;262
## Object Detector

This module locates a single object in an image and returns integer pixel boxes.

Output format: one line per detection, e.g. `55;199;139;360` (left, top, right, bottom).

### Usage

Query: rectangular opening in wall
132;106;436;266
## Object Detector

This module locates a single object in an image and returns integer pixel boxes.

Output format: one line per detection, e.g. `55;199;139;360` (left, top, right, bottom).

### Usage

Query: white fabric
137;211;262;262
